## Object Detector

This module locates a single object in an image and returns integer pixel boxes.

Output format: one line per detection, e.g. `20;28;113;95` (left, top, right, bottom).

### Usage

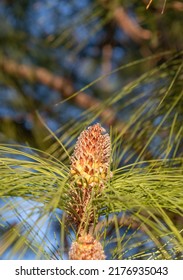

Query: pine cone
67;123;111;231
70;123;111;189
69;234;106;260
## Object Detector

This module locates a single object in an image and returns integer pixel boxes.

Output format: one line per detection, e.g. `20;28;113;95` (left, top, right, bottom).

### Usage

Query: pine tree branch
113;6;152;43
0;56;115;126
0;56;154;160
99;1;151;43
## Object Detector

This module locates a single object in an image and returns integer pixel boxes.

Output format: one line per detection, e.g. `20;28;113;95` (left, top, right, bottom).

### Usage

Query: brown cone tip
70;123;111;187
69;234;106;260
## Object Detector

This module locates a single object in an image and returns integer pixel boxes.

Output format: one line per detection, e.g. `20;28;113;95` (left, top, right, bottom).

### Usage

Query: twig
0;56;115;126
113;6;152;42
0;56;154;160
99;1;151;43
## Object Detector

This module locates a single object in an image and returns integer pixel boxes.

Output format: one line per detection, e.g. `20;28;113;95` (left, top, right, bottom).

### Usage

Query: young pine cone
69;234;106;260
67;124;111;231
70;123;111;189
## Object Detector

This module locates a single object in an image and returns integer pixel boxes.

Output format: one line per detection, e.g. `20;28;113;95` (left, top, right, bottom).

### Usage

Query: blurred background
0;0;183;259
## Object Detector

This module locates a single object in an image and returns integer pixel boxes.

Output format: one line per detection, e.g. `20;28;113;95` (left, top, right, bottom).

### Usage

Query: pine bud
69;234;106;260
67;123;111;232
70;123;111;189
